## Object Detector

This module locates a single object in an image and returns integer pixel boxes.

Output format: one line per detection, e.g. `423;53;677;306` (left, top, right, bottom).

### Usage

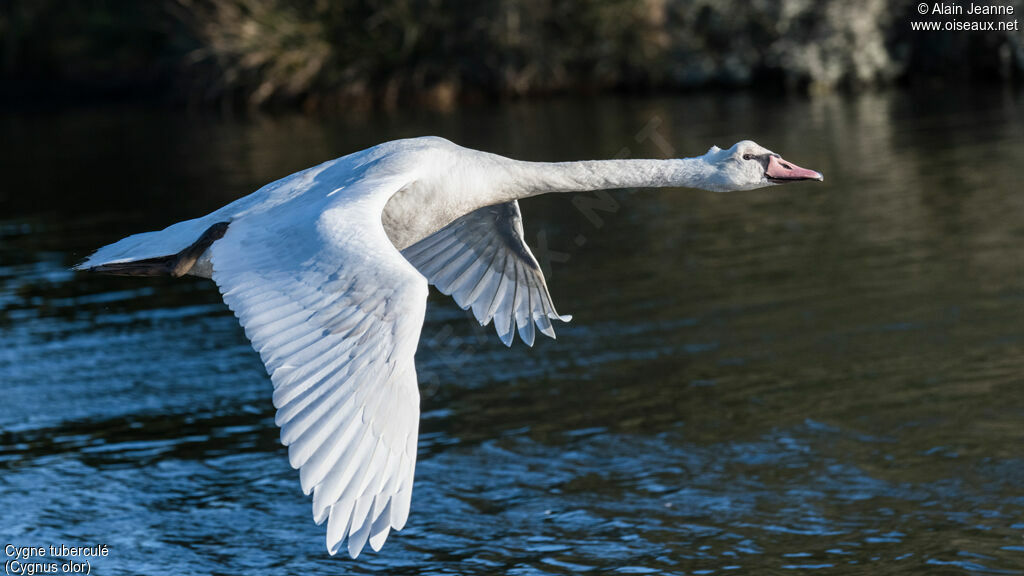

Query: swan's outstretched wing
210;187;428;558
401;201;570;346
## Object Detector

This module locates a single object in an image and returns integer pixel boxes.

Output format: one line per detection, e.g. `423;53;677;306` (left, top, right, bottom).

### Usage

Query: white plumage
401;200;571;346
76;136;821;557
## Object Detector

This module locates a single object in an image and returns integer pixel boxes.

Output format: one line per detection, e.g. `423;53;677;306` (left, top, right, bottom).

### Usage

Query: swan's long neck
496;157;716;201
384;152;717;251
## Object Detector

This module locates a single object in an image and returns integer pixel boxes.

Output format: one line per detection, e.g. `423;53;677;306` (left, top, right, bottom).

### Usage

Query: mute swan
76;137;822;558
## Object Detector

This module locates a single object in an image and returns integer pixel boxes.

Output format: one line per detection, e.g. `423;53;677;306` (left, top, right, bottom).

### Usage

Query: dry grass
3;0;1022;109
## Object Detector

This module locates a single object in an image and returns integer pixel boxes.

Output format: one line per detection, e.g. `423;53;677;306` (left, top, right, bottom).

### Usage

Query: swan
76;136;822;558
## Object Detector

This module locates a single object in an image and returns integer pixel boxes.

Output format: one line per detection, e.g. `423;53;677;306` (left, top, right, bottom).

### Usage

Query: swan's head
702;140;822;192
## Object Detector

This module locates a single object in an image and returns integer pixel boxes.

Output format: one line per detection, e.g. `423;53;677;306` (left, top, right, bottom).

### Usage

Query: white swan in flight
76;136;822;558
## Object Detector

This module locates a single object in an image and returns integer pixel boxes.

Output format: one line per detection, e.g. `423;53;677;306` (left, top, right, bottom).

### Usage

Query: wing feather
210;175;427;558
401;200;570;347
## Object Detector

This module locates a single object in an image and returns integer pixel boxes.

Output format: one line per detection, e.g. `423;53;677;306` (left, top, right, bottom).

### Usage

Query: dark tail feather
88;256;184;277
85;221;230;278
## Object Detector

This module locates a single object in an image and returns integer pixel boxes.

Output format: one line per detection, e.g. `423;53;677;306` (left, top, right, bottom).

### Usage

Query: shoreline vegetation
3;0;1023;112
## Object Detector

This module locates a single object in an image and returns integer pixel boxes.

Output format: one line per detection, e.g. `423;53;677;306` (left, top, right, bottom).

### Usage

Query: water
2;90;1024;575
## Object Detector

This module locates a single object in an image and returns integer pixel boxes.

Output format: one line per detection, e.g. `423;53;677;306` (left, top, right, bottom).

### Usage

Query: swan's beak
765;154;823;183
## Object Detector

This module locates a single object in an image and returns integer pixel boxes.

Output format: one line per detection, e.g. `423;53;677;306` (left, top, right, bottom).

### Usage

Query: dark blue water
2;90;1024;574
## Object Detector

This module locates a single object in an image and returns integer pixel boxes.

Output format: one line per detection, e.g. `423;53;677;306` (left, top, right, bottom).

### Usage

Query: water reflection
1;89;1023;574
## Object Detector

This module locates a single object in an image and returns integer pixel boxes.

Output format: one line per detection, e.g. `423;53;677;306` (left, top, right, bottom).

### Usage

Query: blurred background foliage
2;0;1023;111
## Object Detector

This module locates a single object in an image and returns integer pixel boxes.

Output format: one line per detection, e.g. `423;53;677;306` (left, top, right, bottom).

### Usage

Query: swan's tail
75;219;230;277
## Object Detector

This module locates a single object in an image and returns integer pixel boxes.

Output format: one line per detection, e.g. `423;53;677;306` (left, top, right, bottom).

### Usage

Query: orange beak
765;154;823;183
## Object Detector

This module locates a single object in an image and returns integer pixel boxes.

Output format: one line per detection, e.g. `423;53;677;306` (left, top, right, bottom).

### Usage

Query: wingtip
313;501;329;524
518;325;536;347
347;536;366;559
498;329;514;347
368;525;391;552
327;535;366;559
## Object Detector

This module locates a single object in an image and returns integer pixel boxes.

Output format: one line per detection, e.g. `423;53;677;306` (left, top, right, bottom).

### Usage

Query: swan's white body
77;136;821;558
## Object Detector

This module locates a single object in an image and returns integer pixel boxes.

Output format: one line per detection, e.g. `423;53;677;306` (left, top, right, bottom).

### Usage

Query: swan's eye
742;154;754;161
